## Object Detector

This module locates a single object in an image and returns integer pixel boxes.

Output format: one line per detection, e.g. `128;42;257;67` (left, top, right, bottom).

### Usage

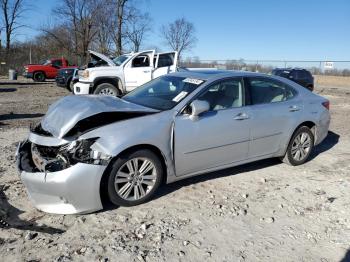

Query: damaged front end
20;137;110;173
16;131;111;214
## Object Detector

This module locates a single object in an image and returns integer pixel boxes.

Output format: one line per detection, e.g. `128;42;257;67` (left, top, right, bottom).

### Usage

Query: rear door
124;50;155;92
153;52;178;79
245;77;302;158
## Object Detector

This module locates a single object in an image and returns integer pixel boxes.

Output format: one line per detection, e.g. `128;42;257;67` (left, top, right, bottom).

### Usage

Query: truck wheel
33;72;46;82
94;83;120;97
66;77;73;91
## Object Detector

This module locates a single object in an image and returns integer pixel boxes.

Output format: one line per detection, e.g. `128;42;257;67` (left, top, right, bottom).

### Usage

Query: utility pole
29;45;32;64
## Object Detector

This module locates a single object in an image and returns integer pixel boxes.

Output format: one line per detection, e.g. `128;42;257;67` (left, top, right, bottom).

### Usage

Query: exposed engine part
17;138;111;173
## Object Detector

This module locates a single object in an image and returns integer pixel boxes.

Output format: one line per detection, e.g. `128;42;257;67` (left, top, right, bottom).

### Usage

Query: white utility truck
74;50;178;96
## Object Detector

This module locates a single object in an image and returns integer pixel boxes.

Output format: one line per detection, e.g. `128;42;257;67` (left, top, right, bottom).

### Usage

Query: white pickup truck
74;50;178;96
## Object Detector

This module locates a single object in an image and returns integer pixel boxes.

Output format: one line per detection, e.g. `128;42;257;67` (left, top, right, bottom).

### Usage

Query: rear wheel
107;149;163;206
94;83;120;96
33;72;45;82
282;126;314;166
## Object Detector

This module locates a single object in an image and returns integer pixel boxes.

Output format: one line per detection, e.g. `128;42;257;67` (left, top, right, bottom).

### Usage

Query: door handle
143;70;150;73
289;105;300;112
234;112;250;120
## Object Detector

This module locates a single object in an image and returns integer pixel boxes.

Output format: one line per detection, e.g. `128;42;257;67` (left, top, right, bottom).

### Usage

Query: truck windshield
113;55;129;66
123;75;205;110
42;60;51;65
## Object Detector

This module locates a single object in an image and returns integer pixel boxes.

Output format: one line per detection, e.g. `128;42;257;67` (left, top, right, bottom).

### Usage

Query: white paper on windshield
172;91;188;102
183;78;204;85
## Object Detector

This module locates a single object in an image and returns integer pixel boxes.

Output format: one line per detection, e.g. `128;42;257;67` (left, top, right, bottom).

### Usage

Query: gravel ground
0;77;349;262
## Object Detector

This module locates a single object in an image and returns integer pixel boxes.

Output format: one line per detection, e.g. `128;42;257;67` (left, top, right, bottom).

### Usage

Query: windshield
123;75;205;110
113;55;129;66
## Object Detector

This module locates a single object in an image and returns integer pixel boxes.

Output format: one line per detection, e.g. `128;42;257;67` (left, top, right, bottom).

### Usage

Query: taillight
322;101;330;110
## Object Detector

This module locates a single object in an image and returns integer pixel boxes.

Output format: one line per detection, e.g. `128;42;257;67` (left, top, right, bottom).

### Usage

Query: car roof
273;68;308;71
171;69;266;81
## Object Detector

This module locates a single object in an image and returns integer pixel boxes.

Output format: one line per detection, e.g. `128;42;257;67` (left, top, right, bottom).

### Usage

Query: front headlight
65;138;111;164
80;69;89;79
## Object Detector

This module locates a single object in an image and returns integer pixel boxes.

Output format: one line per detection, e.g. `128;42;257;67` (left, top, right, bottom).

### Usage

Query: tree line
0;0;196;73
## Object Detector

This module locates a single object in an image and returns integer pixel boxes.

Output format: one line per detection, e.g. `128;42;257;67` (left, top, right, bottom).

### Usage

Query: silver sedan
16;70;330;214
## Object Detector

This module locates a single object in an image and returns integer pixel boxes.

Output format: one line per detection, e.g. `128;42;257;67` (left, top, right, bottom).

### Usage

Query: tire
66;77;73;91
107;149;163;207
33;71;46;82
94;83;120;96
281;126;314;166
307;85;314;92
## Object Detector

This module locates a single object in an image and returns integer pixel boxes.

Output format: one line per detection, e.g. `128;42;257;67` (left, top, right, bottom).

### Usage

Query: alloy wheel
291;132;312;161
114;157;157;201
99;87;117;96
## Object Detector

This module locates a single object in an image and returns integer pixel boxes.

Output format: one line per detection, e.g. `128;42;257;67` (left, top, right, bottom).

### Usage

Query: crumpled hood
41;95;159;138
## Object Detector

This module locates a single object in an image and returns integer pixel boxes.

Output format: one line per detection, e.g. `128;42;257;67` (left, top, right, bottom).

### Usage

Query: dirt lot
0;76;349;262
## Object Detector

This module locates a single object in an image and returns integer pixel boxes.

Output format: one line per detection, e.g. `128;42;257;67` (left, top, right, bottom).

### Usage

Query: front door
46;59;62;78
124;51;155;92
174;78;251;176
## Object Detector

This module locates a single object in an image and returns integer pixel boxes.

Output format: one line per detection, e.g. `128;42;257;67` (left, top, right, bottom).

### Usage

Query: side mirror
189;100;210;121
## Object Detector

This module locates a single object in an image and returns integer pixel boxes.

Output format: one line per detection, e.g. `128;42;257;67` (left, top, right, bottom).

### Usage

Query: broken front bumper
17;141;107;214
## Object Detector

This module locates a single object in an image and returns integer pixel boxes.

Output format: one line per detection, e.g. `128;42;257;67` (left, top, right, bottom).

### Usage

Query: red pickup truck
23;58;77;82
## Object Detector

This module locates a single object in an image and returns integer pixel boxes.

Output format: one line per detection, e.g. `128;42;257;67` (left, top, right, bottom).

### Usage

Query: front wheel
281;126;314;166
94;83;120;96
107;149;163;207
33;72;46;82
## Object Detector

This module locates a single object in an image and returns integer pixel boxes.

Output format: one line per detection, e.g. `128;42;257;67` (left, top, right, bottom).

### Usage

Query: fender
92;76;125;94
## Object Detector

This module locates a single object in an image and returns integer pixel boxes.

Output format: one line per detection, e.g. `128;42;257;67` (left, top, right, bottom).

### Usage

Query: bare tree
0;0;27;53
124;8;151;52
94;1;114;54
160;17;197;60
52;0;104;63
110;0;129;56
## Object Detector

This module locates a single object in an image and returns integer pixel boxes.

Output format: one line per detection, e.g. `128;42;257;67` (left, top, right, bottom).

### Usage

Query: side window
304;71;312;79
157;53;174;68
132;55;150;67
248;78;296;105
52;60;62;68
296;70;306;79
197;79;243;111
291;70;298;78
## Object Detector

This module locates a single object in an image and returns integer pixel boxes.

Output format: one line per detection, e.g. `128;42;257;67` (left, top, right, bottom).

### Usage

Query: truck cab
24;58;76;82
74;50;178;96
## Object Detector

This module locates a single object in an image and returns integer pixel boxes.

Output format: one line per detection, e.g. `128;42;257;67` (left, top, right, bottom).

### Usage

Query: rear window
272;70;290;78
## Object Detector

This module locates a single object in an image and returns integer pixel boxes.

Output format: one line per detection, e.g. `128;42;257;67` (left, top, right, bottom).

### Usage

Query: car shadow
0;81;53;86
309;131;340;160
154;158;281;201
0;88;17;92
0;113;44;121
101;131;339;212
0;185;65;234
340;249;350;262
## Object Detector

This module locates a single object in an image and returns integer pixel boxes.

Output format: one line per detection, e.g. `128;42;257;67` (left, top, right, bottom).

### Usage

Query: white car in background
74;50;178;96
